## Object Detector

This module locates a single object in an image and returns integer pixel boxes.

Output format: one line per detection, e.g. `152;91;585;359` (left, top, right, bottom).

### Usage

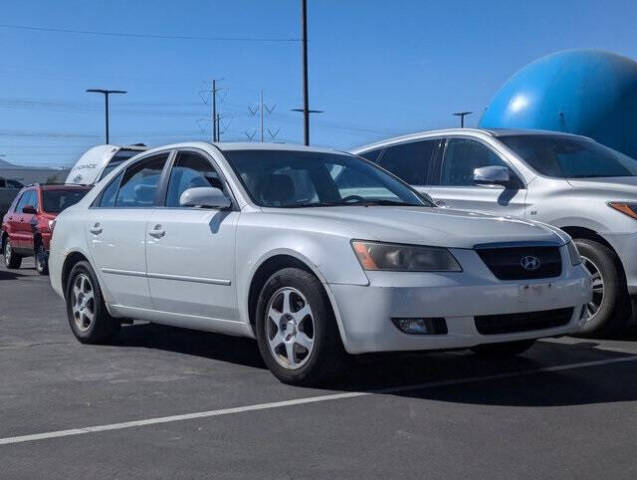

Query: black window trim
436;135;526;189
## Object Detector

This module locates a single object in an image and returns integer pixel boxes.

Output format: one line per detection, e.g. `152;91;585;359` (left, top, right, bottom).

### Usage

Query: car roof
351;128;586;153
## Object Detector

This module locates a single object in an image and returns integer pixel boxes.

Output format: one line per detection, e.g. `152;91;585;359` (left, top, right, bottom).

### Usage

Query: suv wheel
255;267;345;386
65;261;120;344
3;237;22;269
35;242;49;275
575;238;631;336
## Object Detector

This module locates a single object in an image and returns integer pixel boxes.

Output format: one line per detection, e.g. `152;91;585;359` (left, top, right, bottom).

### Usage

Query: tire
575;238;631;336
255;267;345;386
65;260;120;344
35;242;49;275
471;339;536;358
3;237;22;269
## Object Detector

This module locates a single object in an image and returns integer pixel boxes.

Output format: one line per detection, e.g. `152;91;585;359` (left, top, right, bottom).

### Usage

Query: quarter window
441;138;508;186
165;152;223;207
114;154;168;207
378;140;438;185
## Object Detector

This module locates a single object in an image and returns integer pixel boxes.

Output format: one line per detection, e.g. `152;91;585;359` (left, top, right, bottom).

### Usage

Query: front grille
476;246;562;280
475;307;574;335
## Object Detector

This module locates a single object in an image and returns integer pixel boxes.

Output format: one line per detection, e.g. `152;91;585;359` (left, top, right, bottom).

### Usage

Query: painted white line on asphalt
1;355;635;446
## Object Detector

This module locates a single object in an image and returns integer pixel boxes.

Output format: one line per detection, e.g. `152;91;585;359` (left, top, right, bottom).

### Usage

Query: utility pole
216;113;221;142
453;111;472;128
260;90;264;142
86;89;127;144
212;80;217;142
249;91;277;143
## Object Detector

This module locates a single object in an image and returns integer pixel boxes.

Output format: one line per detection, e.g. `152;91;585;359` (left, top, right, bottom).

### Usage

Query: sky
1;0;636;167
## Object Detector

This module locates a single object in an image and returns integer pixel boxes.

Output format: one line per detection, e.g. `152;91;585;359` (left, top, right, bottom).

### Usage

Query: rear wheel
255;267;345;386
65;261;120;344
3;237;22;269
574;239;631;336
471;339;536;358
35;242;49;275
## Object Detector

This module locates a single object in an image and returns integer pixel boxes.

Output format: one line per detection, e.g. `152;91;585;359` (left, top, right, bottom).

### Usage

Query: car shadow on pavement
113;322;637;408
0;269;28;280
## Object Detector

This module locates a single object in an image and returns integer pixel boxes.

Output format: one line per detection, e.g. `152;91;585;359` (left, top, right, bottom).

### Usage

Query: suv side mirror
473;166;511;187
22;205;37;214
179;187;231;210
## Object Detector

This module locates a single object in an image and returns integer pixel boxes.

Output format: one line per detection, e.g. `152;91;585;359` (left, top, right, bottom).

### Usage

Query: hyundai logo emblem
520;255;541;271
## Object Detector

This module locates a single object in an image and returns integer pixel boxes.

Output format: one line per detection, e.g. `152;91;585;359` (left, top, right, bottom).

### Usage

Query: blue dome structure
480;50;637;158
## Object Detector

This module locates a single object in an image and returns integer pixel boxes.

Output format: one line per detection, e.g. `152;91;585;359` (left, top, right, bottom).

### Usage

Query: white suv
354;128;637;335
49;142;590;385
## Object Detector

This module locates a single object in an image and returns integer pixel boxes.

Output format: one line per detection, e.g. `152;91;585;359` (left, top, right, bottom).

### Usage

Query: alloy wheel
71;273;96;332
265;287;315;370
581;255;604;321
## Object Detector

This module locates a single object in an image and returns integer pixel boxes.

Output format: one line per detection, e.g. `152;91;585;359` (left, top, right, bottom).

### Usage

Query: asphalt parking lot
2;261;637;479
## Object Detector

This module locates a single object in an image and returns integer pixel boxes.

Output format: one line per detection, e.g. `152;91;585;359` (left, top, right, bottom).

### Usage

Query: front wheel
255;267;345;386
3;237;22;269
65;261;120;344
574;239;631;336
471;339;536;358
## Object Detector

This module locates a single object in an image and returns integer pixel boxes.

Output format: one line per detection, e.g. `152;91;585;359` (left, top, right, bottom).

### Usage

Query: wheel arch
245;251;347;345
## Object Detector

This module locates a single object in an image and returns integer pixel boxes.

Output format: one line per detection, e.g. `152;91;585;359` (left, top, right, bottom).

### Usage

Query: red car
1;183;91;274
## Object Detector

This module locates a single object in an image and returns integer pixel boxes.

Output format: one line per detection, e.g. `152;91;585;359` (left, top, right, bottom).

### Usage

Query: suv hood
567;177;637;199
272;206;565;249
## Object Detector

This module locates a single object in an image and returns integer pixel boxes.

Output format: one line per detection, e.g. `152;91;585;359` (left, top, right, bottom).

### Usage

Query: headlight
351;240;462;272
566;241;583;266
609;202;637;219
48;219;56;231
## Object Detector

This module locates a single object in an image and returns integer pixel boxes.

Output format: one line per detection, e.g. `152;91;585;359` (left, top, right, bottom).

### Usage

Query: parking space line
1;355;636;447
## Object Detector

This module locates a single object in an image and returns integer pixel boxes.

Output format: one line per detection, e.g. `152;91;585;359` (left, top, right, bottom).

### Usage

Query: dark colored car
1;183;91;274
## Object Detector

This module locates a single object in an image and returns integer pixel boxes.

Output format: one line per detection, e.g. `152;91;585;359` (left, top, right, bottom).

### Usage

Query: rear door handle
148;224;166;239
89;223;103;235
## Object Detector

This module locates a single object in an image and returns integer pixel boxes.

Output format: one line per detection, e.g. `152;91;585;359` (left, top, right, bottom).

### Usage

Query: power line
0;24;300;43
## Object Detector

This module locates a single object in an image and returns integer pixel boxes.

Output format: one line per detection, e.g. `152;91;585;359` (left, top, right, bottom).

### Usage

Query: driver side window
165;151;223;208
441;138;509;186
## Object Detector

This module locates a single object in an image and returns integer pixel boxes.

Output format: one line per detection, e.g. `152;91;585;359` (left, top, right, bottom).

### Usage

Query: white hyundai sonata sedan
49;142;591;385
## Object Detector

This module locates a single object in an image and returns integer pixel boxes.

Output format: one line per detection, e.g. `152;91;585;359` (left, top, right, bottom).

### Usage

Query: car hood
269;206;565;249
566;176;637;199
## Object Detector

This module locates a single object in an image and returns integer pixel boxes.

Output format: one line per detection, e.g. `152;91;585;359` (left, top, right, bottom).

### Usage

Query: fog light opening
392;317;448;335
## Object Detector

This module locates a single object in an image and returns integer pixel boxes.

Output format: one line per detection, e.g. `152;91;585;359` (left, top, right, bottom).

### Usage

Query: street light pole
301;0;309;145
86;89;127;144
452;111;473;128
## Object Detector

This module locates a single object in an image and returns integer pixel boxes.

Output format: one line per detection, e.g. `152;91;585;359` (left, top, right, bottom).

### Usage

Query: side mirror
22;205;37;214
179;187;231;210
473;166;511;187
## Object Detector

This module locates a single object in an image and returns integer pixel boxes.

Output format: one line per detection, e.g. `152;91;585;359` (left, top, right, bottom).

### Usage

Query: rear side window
378;140;438;185
165;151;223;207
441;138;508;186
114;155;168;207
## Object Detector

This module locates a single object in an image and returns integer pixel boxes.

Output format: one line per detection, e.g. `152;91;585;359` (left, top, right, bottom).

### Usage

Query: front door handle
89;223;103;235
149;224;166;239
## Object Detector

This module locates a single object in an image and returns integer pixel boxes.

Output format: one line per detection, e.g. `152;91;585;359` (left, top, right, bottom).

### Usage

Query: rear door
85;152;170;311
145;149;239;324
428;137;527;215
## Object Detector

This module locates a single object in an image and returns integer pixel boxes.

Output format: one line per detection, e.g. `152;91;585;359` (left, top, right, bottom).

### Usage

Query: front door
12;189;35;251
85;153;170;310
145;150;239;323
427;137;528;217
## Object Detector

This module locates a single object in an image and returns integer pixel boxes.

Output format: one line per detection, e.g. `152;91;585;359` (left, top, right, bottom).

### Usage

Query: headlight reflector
609;202;637;219
352;241;462;272
566;241;583;266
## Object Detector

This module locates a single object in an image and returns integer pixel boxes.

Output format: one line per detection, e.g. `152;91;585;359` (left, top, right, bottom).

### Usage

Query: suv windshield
223;150;431;208
500;134;637;178
42;189;88;213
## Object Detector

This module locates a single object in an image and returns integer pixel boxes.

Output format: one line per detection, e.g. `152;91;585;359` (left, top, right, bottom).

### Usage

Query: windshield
500;134;637;178
223;150;431;208
42;189;88;213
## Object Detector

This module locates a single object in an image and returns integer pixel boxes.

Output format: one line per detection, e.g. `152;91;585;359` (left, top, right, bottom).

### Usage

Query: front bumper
328;249;592;354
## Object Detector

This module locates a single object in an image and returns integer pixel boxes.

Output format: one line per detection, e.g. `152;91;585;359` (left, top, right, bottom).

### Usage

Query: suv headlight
352;240;462;272
48;219;56;231
566;241;583;266
609;202;637;219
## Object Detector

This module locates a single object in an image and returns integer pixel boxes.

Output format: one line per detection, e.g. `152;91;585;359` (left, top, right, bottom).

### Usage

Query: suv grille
475;307;574;335
476;246;562;280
